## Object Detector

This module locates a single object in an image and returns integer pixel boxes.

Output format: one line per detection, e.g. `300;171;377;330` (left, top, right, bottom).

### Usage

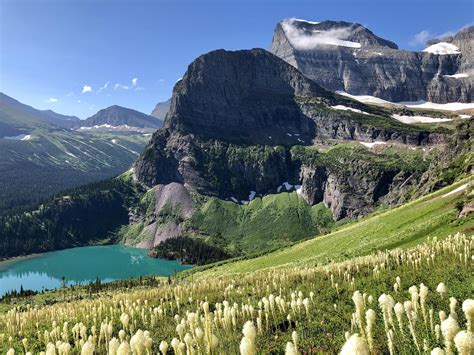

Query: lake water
0;245;191;296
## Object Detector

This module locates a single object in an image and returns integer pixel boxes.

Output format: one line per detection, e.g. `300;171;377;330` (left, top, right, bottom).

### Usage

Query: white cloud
410;30;431;46
46;97;58;103
66;91;75;97
280;18;361;49
77;100;81;103
410;23;474;47
97;81;110;93
114;83;130;90
132;77;138;86
82;84;92;93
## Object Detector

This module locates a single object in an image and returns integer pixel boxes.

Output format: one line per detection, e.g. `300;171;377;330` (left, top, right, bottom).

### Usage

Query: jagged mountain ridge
270;19;473;103
81;105;163;129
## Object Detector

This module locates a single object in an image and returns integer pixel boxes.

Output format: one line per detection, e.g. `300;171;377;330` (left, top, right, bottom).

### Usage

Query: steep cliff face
270;19;473;103
133;47;458;232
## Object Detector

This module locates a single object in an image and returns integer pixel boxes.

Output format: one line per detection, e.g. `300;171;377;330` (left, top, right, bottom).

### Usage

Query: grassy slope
0;129;149;215
191;176;473;277
188;193;333;254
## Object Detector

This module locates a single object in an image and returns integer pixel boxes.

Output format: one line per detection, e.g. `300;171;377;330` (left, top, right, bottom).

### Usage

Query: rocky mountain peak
273;19;398;51
163;48;328;145
83;105;163;128
270;19;473;103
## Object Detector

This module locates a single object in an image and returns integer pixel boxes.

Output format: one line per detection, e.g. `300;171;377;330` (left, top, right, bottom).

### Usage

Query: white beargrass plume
81;339;95;355
171;338;180;354
109;338;120;355
159;340;168;355
6;349;14;355
454;330;473;355
394;302;404;334
449;297;458;320
130;329;146;354
431;348;445;355
184;333;194;355
365;309;375;352
436;283;447;299
441;316;460;355
462;299;474;331
22;338;28;353
46;343;56;355
419;284;429;324
291;330;298;352
117;341;131;355
352;291;366;337
340;334;369;355
240;321;257;355
285;342;297;355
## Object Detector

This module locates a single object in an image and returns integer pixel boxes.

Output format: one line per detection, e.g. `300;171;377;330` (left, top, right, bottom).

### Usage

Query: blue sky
1;0;472;119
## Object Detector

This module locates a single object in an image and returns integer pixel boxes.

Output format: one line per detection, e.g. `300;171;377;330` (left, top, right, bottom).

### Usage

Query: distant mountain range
0;92;154;215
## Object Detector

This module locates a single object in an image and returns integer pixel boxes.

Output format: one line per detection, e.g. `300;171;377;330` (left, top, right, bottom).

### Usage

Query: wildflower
436;283;447;299
462;299;474;331
431;348;445;355
340;334;369;355
285;341;297;355
240;321;256;355
159;341;168;355
441;316;460;354
454;330;473;355
109;338;120;355
365;309;375;352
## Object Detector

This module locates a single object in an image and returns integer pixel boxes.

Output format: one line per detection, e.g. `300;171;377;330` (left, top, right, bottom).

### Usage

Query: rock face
82;105;163;128
134;48;448;222
270;19;473;103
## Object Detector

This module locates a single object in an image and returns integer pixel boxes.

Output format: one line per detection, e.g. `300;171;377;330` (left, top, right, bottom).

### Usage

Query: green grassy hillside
0;129;149;215
189;176;473;277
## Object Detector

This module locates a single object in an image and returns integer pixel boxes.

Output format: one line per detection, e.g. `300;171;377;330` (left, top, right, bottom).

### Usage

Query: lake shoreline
0;244;192;296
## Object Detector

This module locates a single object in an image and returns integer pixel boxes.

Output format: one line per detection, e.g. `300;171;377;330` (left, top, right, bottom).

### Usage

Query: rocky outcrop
270;19;473;103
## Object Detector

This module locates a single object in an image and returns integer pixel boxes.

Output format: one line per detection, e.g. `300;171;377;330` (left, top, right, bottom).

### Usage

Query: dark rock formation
270;19;473;103
134;48;449;220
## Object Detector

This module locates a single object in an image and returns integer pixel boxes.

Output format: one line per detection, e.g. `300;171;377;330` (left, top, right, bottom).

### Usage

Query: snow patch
3;134;29;141
111;139;118;144
281;19;361;49
443;73;469;79
65;151;77;158
229;197;239;203
423;42;460;55
459;114;471;119
248;191;256;201
292;18;321;25
359;141;387;148
397;100;474;111
392;114;452;124
331;105;370;115
335;91;393;105
442;183;469;198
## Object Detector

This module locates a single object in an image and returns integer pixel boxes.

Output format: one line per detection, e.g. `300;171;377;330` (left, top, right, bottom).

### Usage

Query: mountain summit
81;105;163;129
270;19;473;103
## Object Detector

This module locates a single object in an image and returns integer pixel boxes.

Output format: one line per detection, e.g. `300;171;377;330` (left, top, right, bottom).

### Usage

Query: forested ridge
0;178;142;259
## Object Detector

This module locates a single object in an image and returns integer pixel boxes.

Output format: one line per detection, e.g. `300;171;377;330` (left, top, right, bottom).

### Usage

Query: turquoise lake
0;245;191;296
